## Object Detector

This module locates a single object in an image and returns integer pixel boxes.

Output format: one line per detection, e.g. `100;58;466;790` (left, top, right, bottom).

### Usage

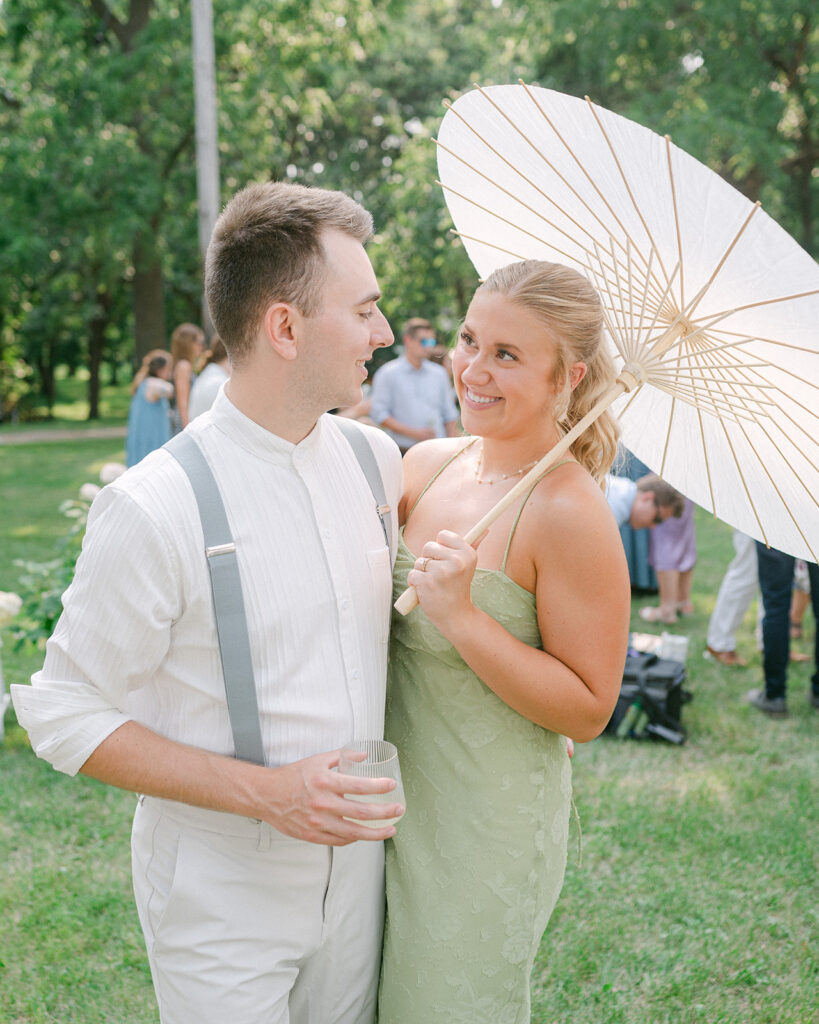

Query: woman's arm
174;360;193;427
407;477;631;741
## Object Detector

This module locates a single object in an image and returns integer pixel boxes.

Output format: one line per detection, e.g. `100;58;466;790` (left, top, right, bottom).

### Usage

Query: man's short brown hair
205;181;373;365
637;473;685;517
401;317;434;342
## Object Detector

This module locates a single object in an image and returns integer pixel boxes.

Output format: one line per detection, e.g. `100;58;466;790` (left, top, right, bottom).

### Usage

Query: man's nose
371;309;394;349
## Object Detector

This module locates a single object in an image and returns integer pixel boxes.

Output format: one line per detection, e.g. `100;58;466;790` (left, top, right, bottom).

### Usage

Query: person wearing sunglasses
369;317;460;454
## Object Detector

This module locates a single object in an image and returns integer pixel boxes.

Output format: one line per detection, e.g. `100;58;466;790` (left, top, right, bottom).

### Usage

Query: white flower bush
13;462;127;650
0;591;22;628
99;462;126;484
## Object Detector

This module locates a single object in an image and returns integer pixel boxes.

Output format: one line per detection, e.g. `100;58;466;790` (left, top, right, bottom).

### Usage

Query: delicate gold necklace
473;442;540;485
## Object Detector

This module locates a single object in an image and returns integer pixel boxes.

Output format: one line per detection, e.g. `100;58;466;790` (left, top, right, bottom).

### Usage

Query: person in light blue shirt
605;473;683;528
369;318;459;452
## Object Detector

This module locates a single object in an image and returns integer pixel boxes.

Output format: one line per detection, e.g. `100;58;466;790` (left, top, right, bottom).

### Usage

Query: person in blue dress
125;351;174;467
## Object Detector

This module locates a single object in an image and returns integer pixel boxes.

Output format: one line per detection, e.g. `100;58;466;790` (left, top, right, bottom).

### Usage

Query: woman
639;496;697;623
378;261;631;1024
168;321;205;433
125;351;174;467
188;335;230;421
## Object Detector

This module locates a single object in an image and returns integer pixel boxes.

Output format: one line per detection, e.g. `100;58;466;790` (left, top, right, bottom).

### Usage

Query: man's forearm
80;720;402;846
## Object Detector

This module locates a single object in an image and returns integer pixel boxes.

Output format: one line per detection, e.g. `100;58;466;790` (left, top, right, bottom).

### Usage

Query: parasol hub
617;361;647;393
651;317;694;359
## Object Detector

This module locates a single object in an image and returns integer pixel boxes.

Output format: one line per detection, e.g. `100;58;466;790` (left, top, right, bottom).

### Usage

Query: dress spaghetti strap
403;437;479;524
499;459;576;573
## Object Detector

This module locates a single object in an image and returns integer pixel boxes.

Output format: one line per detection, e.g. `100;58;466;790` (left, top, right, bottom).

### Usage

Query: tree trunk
37;339;56;417
87;292;112;420
132;231;167;364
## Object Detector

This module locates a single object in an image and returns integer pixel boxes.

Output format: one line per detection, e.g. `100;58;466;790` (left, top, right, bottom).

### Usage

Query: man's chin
336;386;362;410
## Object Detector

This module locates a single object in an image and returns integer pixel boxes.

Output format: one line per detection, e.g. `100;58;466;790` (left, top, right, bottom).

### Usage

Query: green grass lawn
1;440;816;1023
0;365;132;433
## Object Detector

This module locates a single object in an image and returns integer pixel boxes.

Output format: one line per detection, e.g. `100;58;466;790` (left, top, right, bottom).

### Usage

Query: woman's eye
497;349;515;361
459;330;475;347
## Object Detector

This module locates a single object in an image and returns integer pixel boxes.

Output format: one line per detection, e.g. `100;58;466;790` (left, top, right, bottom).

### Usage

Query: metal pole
191;0;220;338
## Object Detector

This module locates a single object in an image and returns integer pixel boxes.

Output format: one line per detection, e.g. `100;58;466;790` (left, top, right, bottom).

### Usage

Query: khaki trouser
132;795;385;1024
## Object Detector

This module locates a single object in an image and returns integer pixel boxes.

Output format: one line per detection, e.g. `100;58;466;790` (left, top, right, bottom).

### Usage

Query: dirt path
0;426;127;446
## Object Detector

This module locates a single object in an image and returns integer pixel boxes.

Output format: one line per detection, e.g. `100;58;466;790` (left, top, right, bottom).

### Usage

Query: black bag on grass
605;651;692;744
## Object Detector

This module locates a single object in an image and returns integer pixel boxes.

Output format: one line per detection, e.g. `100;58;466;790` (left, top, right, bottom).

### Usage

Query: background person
369;317;459;453
746;545;819;716
125;351;174;467
188;335;230;421
12;181;403;1024
378;260;631;1023
610;448;657;592
704;529;757;666
605;472;684;529
639;496;697;624
168;321;206;433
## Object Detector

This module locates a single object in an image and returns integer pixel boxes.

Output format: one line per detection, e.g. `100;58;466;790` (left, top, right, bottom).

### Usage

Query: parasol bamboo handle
394;378;631;615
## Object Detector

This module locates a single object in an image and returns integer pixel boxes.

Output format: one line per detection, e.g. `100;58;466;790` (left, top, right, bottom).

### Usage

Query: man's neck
224;375;319;445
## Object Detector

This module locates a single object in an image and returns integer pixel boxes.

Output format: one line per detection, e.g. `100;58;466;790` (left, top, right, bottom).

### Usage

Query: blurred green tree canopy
0;0;815;418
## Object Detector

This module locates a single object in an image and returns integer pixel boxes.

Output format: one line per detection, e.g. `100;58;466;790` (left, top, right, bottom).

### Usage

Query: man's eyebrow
357;291;382;305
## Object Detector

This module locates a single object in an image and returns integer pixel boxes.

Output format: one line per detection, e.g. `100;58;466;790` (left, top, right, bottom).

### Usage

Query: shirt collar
399;354;427;373
205;387;324;466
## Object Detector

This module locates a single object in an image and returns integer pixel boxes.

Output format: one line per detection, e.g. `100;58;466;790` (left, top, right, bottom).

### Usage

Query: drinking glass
338;739;405;828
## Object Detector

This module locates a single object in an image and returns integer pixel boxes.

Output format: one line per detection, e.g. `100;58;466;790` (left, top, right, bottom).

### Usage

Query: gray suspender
165;422;393;766
333;416;393;554
166;431;266;766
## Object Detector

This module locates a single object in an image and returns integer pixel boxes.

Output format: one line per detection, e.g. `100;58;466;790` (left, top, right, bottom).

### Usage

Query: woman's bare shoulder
525;462;620;546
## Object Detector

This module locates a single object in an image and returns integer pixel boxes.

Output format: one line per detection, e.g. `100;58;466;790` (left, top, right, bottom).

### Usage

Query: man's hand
261;750;404;846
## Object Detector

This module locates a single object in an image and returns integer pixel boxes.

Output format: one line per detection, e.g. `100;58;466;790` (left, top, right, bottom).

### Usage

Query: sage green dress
378;451;573;1024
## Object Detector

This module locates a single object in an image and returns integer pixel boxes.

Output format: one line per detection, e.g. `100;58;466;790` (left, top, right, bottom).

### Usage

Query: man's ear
263;302;299;361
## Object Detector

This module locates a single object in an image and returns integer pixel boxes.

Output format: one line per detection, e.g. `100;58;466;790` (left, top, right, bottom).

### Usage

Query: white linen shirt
12;390;402;777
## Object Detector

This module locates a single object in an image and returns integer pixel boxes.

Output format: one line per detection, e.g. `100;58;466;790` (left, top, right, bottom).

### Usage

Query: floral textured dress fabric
378;524;572;1024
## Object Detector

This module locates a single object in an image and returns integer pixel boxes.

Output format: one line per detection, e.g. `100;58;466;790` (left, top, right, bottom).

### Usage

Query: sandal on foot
639;605;678;624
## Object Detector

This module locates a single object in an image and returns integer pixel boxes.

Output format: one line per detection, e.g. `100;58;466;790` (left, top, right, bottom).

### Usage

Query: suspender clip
206;542;237;559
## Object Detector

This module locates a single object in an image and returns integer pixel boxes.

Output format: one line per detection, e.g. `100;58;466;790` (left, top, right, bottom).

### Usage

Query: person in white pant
705;530;758;666
12;182;404;1024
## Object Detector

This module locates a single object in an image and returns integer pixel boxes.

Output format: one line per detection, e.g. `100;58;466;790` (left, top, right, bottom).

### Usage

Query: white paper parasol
395;82;819;615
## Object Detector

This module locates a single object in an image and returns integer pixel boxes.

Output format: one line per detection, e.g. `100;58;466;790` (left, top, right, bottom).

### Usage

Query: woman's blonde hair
170;322;205;366
477;260;620;482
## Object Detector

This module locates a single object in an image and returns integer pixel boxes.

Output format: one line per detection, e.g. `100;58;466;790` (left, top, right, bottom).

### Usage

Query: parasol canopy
395;82;819;615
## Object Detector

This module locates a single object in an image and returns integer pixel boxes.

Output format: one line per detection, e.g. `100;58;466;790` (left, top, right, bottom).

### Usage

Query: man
704;530;757;666
605;472;684;529
746;545;819;716
12;182;403;1024
369;316;459;453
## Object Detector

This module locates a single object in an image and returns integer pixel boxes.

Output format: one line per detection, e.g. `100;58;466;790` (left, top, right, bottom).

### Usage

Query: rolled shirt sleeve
11;485;181;776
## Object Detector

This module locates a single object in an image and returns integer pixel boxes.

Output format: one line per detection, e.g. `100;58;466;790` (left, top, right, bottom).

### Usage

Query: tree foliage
1;0;815;419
